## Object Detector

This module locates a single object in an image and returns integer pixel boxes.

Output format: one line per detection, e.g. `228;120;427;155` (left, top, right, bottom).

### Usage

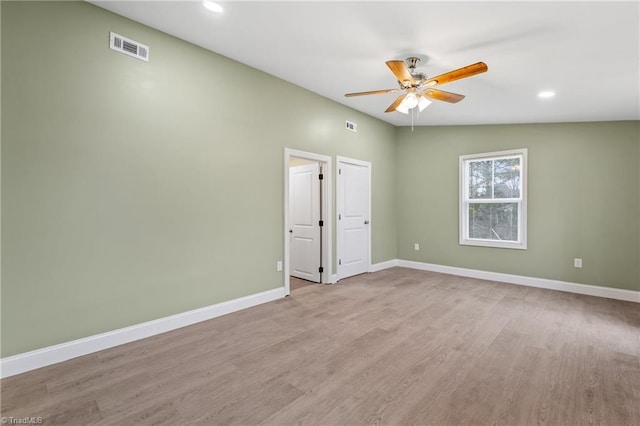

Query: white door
337;157;371;279
289;163;321;282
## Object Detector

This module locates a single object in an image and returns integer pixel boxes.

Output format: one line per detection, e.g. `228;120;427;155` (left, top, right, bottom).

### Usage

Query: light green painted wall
2;1;639;359
1;1;397;357
396;122;640;291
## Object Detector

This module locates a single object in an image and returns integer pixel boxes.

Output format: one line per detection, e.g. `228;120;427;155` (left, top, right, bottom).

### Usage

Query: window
459;149;527;249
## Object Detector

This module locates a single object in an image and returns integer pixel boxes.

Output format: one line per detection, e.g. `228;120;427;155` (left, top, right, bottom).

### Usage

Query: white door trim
336;156;371;281
284;149;333;295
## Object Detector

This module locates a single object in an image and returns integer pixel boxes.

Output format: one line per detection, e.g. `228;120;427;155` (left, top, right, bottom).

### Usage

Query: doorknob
364;220;370;225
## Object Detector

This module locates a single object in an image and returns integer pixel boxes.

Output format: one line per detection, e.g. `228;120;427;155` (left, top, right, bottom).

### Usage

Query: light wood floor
2;267;639;425
290;276;314;291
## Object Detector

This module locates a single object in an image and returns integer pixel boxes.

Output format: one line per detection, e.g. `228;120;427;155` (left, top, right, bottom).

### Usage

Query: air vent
109;32;149;62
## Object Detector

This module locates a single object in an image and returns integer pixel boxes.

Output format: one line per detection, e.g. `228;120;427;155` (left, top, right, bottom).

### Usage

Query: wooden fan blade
386;60;415;86
385;94;407;113
345;89;400;97
423;88;466;103
424;62;488;87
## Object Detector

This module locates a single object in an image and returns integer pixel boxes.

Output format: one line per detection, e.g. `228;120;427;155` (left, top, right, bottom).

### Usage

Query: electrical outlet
414;243;420;251
574;258;582;268
276;261;283;271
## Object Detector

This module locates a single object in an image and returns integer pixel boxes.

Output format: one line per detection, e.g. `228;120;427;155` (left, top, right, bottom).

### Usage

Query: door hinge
319;266;324;273
339;259;342;265
319;220;324;227
319;173;323;180
339;169;342;175
338;214;341;220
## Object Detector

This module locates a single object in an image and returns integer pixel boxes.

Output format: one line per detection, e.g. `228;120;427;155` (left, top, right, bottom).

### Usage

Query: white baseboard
370;259;399;272
395;259;640;303
332;260;398;282
0;287;285;379
4;261;637;378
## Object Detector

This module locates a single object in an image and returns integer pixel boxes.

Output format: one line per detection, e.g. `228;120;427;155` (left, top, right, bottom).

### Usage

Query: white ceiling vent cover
109;32;149;62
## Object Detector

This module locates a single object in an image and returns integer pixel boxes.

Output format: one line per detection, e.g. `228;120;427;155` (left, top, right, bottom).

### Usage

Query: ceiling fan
345;57;488;114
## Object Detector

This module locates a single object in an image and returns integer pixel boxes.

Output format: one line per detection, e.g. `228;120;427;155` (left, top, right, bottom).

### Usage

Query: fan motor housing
411;73;426;84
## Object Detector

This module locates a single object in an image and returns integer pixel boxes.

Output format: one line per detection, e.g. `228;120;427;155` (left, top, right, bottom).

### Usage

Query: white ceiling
92;1;640;126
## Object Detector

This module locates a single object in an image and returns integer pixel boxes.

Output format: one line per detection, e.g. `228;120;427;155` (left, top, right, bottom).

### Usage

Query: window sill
459;239;527;250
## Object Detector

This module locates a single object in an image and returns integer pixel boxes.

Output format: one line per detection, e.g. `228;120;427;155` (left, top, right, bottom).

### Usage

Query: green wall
1;1;639;359
396;122;640;291
0;1;397;357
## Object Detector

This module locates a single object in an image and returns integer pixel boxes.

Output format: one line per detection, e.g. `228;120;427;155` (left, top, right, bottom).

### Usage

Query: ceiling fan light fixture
418;95;432;111
395;103;409;114
401;92;419;109
345;58;488;116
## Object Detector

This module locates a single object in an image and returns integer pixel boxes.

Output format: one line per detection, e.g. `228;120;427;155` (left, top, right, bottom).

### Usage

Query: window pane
468;203;519;241
493;158;520;198
468;160;492;199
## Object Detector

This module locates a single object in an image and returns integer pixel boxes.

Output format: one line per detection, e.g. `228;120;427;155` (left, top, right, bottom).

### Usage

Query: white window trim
459;148;528;250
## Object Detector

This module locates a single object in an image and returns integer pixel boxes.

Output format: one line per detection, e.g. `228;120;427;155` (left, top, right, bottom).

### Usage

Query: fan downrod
406;57;426;83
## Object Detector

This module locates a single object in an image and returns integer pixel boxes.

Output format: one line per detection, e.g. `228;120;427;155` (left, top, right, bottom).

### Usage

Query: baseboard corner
370;259;399;273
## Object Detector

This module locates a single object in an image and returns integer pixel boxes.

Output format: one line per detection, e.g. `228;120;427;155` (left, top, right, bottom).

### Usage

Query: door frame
336;155;371;281
284;148;333;295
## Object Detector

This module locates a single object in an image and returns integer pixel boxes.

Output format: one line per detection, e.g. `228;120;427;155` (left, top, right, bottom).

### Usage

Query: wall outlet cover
346;120;357;132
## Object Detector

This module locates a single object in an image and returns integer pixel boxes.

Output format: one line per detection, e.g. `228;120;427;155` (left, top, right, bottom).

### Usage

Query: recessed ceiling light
538;91;555;99
202;0;223;14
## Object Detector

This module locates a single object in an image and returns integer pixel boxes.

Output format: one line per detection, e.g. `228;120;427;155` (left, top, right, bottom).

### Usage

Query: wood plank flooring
2;267;639;425
290;276;314;291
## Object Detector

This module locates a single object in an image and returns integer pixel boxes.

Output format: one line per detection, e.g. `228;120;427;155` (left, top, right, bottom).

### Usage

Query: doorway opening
284;149;333;296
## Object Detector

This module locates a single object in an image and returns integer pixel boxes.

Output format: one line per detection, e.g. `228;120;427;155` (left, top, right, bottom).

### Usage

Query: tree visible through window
460;149;527;249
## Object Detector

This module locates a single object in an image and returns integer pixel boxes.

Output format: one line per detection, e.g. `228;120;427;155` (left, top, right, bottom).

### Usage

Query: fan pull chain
411;107;415;131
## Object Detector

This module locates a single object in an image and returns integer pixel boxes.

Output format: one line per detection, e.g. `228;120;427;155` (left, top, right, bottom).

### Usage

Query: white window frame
459;148;527;250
